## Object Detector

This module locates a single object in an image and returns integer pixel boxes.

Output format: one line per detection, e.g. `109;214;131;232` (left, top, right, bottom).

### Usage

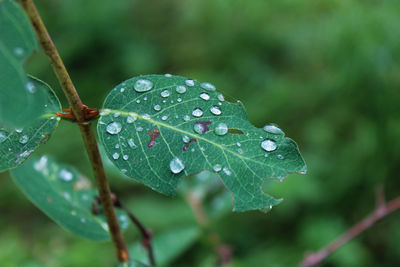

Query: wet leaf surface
98;74;306;211
0;76;61;172
11;156;130;241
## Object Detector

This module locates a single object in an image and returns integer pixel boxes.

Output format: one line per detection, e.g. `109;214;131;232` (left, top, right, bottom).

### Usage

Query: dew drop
183;115;190;121
192;108;203;117
113;112;121;118
13;47;24;56
58;168;73;181
34;156;48;171
261;139;277;152
177;98;182;102
123;155;129;160
161;115;168;121
214;123;228;136
185;79;195;87
223;167;232;176
0;130;8;143
127;114;137;123
128;138;136;148
15;128;23;133
134;79;153;92
106;122;122;135
112;152;120;160
136;99;141;104
236;142;241;147
182;135;190;143
120;88;125;92
142;114;151;119
115;144;120;149
213;164;222;172
161;90;170;98
170;157;185;174
137;126;143;132
210;106;221;115
194;123;205;134
71;210;77;216
25;82;36;93
200;82;216;91
80;218;86;223
217;94;225;101
143;96;148;101
277;154;285;160
153;104;161;111
19;135;28;144
199;93;210;101
176;85;187;94
263;124;284;135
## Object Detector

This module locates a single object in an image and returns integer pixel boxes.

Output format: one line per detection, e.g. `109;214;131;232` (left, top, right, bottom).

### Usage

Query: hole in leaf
228;128;244;135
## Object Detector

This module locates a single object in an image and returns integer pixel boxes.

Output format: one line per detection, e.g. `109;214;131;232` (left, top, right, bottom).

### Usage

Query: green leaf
0;76;61;172
0;0;49;127
11;156;130;241
130;226;200;266
98;74;306;211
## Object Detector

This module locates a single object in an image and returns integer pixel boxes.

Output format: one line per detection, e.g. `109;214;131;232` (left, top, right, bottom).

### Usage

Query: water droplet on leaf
185;79;195;87
106;122;122;135
213;164;222;172
161;90;170;98
263;124;284;135
200;82;216;91
192;108;203;117
170;157;185;174
112;152;120;160
176;85;187;94
153;104;161;111
19;135;28;144
210;106;221;115
199;93;210;101
58;169;73;181
261;139;277;152
214;123;228;136
134;79;153;92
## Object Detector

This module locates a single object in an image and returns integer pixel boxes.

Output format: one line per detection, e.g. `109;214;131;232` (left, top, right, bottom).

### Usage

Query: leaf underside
0;76;61;172
11;156;130;241
0;0;49;127
98;74;306;212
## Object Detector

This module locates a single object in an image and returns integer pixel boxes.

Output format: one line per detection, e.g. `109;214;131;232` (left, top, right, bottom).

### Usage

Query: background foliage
1;0;399;266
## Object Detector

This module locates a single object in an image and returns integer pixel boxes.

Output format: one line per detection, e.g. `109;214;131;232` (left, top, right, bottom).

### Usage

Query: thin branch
18;0;129;262
115;197;156;267
299;194;400;267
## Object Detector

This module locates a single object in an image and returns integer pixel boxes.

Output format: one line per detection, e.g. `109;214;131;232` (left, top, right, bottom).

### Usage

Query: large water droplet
153;104;161;111
128;138;136;148
213;164;222;172
210;106;221;115
214;123;228;136
192;108;203;117
134;79;153;92
161;90;170;98
106;122;122;135
112;152;120;159
261;139;277;152
200;82;216;91
199;93;210;101
176;85;187;94
19;135;28;144
263;124;284;135
217;94;225;101
58;168;73;181
170;157;185;174
185;79;195;87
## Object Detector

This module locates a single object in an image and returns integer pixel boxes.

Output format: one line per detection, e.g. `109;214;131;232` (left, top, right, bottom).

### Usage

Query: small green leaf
0;0;49;127
98;74;306;211
129;226;200;266
0;76;61;172
11;156;130;241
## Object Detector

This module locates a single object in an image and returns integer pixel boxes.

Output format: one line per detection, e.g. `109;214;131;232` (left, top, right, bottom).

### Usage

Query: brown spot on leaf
148;129;160;148
195;121;212;134
183;138;197;151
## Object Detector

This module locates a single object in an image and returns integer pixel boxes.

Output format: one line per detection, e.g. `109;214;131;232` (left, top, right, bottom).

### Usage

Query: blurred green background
1;0;400;266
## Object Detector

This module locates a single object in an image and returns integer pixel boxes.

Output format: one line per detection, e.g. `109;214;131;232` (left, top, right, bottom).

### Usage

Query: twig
18;0;129;262
114;196;156;267
299;194;400;267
